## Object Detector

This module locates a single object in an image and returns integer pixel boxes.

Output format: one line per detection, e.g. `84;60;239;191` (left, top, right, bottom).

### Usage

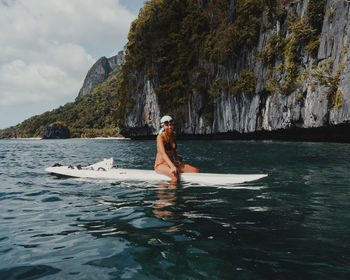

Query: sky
0;0;146;129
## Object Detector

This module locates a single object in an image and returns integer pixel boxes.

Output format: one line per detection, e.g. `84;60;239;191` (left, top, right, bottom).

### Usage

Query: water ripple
0;265;60;279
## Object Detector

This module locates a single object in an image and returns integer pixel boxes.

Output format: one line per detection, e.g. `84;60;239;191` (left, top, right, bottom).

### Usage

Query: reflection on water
152;183;181;233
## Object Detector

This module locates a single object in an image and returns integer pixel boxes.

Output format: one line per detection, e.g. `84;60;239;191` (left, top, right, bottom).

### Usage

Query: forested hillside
0;71;121;138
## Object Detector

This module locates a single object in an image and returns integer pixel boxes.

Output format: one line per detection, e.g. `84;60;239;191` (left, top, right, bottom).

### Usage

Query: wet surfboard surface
45;158;267;185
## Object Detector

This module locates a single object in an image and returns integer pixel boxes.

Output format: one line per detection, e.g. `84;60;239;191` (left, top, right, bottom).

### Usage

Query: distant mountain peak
77;49;125;99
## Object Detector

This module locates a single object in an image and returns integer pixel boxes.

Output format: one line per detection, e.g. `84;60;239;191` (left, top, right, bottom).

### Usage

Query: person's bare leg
155;164;179;183
178;164;199;173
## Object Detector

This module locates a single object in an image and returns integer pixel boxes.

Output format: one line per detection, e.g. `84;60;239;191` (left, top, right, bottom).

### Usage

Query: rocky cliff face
120;76;161;137
77;49;125;98
42;123;70;139
121;0;350;140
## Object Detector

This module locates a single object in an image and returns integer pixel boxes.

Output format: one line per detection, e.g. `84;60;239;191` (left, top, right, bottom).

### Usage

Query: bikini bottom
154;161;166;169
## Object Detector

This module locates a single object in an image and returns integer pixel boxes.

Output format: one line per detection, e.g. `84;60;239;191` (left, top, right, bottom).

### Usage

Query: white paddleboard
45;158;267;185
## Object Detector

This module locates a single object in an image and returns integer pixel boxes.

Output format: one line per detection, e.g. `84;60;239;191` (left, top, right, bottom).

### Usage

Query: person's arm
157;134;178;174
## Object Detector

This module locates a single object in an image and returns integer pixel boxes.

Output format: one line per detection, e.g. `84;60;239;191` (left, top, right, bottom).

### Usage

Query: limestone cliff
77;49;124;98
118;0;350;140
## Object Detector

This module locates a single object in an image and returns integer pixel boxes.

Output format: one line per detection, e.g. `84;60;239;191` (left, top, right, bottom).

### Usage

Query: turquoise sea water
1;139;350;279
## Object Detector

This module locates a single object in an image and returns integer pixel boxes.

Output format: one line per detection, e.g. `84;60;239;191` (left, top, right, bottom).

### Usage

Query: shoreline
2;122;350;143
127;123;350;143
0;137;131;140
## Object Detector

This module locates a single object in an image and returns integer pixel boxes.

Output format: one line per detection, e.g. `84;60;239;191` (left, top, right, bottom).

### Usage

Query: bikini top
164;141;177;151
162;132;177;151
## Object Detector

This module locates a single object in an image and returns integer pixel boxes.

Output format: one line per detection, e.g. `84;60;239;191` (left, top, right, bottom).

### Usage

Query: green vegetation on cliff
117;0;329;124
262;0;326;95
117;0;275;123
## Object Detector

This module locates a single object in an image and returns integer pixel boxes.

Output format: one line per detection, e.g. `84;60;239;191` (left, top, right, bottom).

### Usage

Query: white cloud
0;0;139;126
0;58;82;105
0;0;135;59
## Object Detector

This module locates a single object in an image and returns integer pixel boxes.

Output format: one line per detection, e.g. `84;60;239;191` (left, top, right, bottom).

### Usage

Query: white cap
160;115;173;126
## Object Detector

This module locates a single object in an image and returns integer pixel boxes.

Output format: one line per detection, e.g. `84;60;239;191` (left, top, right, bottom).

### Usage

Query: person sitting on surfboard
154;115;199;183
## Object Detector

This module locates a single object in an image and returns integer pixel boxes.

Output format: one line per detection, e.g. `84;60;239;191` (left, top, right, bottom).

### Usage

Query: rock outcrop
121;78;161;137
42;123;70;139
77;49;125;98
119;0;350;141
